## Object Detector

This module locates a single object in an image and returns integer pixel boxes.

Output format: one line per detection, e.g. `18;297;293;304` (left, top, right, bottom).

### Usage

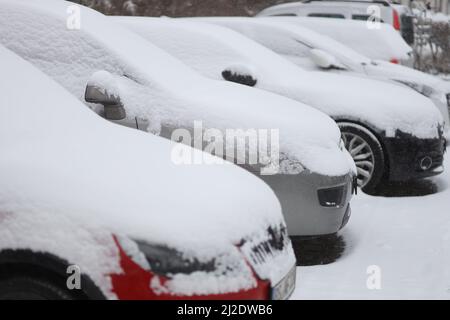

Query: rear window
308;13;345;19
269;13;297;16
352;14;384;22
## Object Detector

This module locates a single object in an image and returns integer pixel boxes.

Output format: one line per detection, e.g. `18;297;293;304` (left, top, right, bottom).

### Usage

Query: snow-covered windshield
194;17;372;69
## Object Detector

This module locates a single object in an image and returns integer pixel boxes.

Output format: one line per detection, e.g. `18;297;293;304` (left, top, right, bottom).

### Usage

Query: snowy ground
292;156;450;300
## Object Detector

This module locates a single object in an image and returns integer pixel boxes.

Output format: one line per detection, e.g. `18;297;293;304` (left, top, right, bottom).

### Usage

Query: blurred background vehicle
263;16;414;65
256;0;415;45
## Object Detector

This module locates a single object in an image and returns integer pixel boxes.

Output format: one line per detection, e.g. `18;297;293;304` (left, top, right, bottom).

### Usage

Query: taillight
393;9;401;31
390;58;399;64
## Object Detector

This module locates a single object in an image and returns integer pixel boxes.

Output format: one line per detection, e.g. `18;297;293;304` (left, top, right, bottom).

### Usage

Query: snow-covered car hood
0;45;292;267
284;71;443;138
115;17;443;140
0;0;354;178
368;60;450;93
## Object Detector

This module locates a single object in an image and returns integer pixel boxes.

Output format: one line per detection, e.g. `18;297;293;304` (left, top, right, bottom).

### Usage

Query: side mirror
309;49;345;70
222;65;257;87
85;71;126;121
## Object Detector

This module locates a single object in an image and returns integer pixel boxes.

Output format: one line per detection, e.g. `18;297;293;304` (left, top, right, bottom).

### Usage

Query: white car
115;16;445;193
0;0;357;239
258;16;413;65
198;17;450;137
256;0;415;45
0;44;297;300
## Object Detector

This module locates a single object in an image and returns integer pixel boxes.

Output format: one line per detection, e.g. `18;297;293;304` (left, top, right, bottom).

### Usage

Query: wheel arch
0;249;106;300
335;119;391;180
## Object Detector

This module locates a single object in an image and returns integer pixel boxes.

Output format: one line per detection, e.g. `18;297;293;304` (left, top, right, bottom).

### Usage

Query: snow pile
116;17;443;139
0;0;355;178
0;45;293;296
267;17;413;62
429;12;450;23
292;155;450;299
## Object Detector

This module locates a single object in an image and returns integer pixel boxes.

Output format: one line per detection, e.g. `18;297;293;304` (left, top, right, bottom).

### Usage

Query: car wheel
291;234;346;266
0;276;75;300
338;122;385;193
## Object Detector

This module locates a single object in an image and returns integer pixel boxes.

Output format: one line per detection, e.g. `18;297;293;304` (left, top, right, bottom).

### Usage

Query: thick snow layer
201;18;449;133
0;0;355;178
116;17;443;139
198;17;371;71
292;156;450;299
265;17;413;62
0;45;293;295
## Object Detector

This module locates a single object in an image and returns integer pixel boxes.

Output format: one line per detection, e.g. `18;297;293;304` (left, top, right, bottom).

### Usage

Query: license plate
271;266;296;300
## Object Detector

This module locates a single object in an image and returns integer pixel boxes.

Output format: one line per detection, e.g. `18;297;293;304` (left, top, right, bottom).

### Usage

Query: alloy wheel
342;132;375;188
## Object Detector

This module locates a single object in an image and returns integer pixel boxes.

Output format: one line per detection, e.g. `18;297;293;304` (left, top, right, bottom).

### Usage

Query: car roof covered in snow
0;0;358;177
115;16;443;140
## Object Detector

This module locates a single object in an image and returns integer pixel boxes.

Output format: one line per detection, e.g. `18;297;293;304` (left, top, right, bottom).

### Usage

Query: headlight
395;80;434;98
317;185;346;208
116;236;216;275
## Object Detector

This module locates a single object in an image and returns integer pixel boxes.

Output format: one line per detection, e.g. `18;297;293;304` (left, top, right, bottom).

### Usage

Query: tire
291;234;346;266
0;276;75;300
338;122;386;194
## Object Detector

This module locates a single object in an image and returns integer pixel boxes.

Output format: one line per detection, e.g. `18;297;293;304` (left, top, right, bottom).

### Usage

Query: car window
229;23;312;58
308;13;346;19
269;13;297;16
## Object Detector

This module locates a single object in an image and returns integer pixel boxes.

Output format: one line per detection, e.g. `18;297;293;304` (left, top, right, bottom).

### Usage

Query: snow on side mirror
222;64;257;87
310;49;345;70
85;71;126;121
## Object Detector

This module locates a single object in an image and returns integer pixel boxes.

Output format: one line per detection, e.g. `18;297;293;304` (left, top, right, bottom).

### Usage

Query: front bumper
383;131;446;182
258;171;355;237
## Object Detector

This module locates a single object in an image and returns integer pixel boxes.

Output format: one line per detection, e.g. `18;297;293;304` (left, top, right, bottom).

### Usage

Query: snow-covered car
257;16;413;65
115;17;446;193
0;0;357;239
197;17;450;138
0;44;297;300
256;0;415;45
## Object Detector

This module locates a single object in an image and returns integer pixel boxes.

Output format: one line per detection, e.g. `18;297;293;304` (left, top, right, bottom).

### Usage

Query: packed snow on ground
116;16;443;140
0;0;358;178
292;156;450;299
